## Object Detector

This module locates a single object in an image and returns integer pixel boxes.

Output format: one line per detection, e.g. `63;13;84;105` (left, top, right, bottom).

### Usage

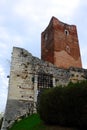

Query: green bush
38;80;87;128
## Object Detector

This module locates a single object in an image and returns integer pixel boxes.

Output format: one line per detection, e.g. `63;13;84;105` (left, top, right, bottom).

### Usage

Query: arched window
64;29;69;36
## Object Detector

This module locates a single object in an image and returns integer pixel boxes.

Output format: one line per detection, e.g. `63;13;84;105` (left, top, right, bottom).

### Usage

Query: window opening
38;73;53;88
64;29;69;36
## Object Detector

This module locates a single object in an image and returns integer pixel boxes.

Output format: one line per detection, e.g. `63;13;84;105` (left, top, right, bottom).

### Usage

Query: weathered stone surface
1;99;34;130
41;16;82;68
1;47;87;130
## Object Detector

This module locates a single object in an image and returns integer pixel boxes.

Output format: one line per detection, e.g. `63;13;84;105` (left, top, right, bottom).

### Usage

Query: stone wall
1;47;87;130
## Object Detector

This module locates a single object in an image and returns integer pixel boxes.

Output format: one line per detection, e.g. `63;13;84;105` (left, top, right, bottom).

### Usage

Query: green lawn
9;114;78;130
9;114;45;130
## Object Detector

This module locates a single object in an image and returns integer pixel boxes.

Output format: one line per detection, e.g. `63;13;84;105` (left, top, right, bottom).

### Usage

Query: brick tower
41;16;82;68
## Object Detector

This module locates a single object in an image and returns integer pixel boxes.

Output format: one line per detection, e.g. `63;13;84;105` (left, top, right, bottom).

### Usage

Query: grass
9;114;45;130
9;114;78;130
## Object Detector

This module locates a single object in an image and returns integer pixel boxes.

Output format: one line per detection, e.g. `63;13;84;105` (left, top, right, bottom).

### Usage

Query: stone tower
41;16;82;69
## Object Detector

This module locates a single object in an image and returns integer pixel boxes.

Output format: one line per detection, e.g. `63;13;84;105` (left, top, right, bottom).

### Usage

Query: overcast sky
0;0;87;112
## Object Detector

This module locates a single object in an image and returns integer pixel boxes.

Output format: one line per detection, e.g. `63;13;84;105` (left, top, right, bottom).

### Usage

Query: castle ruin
1;17;86;130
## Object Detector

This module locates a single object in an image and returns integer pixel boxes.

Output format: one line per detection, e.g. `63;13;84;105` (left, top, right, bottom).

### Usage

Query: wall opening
64;29;69;36
37;73;53;89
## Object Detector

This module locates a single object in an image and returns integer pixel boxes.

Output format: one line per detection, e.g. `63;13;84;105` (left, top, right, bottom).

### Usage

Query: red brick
41;16;82;69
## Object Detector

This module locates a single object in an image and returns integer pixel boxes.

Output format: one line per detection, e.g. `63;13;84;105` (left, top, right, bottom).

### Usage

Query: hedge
38;81;87;128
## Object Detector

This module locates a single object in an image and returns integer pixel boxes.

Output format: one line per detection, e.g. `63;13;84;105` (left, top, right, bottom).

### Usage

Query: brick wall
41;16;82;68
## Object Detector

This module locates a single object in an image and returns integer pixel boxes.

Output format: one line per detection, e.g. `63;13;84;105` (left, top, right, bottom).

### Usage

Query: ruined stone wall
1;47;34;130
1;47;87;130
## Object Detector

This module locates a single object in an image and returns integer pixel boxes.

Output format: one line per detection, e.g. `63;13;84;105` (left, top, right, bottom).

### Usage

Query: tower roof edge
50;16;76;27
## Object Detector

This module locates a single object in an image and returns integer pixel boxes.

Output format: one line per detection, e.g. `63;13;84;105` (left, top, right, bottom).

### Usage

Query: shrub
38;80;87;128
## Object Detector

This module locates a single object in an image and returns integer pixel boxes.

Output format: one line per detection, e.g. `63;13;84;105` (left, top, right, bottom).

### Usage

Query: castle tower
41;16;82;68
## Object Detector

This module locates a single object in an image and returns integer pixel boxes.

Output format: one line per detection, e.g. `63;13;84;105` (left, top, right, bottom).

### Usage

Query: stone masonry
1;47;87;130
41;16;82;68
